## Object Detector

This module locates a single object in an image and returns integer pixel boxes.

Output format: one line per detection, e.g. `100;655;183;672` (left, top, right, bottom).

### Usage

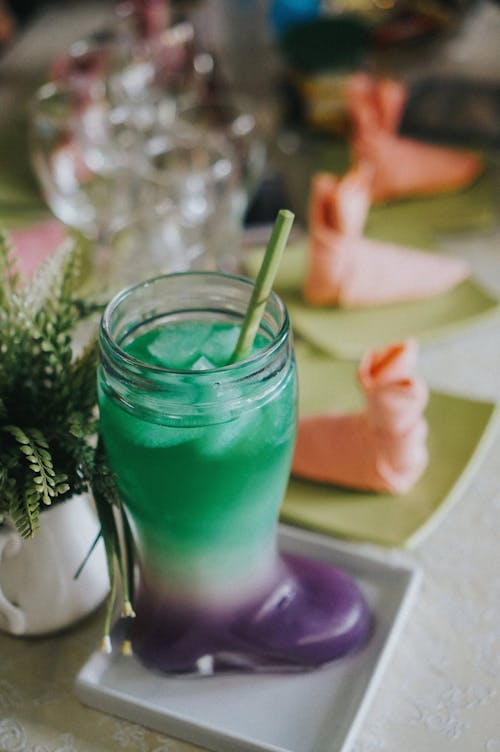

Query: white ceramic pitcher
0;493;109;636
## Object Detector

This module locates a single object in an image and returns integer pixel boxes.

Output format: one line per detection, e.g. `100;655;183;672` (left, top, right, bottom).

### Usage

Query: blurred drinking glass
52;23;214;164
30;81;136;291
102;130;240;289
176;96;267;234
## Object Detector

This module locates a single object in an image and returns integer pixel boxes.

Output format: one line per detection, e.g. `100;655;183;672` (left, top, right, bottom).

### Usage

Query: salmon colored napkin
292;340;429;494
243;236;500;360
304;166;470;308
346;73;483;204
9;219;67;278
282;341;499;547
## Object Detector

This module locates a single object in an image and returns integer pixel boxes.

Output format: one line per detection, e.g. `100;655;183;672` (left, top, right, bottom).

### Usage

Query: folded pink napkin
292;340;429;494
10;219;67;279
303;166;470;307
346;73;483;204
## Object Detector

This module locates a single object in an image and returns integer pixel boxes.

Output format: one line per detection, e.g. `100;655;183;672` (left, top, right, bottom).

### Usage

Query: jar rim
100;270;290;379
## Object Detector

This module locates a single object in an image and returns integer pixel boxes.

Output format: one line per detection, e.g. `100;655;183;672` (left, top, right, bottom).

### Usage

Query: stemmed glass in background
29;79;136;292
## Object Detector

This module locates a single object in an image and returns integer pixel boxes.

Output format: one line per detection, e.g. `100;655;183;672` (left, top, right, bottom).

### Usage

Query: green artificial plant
0;228;134;650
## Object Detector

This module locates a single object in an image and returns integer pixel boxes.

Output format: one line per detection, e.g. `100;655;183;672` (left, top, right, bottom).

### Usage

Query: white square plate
75;525;420;752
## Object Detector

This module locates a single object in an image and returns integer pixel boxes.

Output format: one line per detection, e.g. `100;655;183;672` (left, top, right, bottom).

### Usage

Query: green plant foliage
0;228;136;649
0;228;98;537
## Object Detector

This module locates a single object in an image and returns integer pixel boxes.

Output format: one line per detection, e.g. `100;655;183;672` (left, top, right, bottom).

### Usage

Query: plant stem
229;209;294;364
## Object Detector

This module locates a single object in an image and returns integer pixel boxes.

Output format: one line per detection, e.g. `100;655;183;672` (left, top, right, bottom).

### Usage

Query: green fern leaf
2;425;55;507
9;485;40;538
0;230;20;308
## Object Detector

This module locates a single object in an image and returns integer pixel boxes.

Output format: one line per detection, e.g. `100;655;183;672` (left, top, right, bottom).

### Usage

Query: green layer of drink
98;320;297;604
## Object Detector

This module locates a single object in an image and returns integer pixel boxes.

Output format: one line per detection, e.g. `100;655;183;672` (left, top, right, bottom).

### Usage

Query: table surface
1;3;500;751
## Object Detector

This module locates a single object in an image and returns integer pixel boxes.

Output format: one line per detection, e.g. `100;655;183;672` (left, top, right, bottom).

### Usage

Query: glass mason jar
98;271;370;674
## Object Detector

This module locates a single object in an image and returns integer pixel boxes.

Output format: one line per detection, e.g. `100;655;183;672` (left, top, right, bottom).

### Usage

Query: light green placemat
0;118;45;212
0;206;50;230
280;342;499;547
364;167;497;246
0;118;49;233
244;240;500;359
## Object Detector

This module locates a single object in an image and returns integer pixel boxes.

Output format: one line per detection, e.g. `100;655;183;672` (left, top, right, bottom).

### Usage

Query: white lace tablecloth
1;3;500;751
